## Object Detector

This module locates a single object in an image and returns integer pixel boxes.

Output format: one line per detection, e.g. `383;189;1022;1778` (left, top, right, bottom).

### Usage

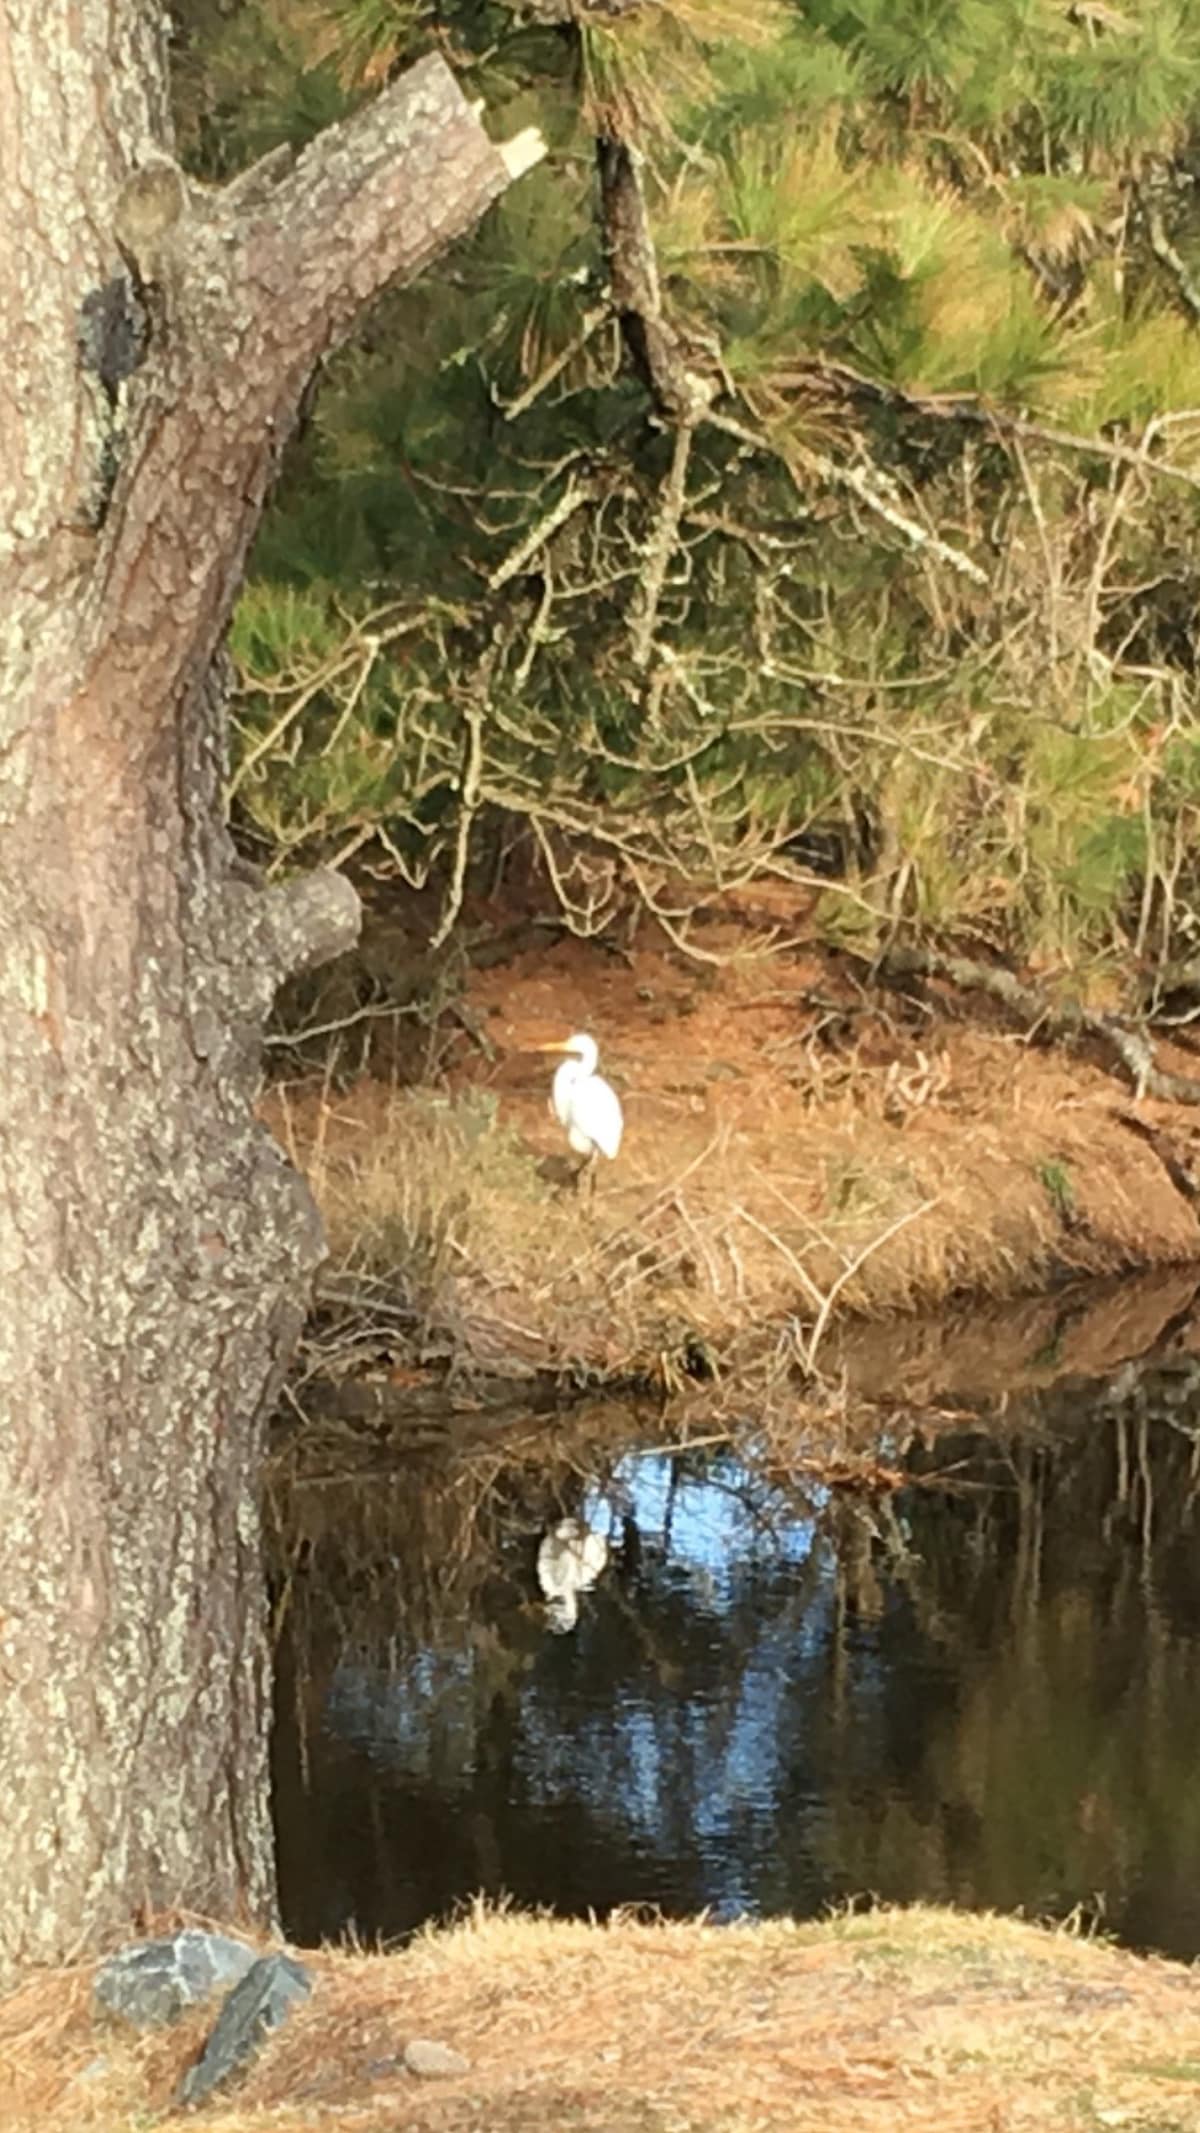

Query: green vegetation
1037;1156;1076;1220
178;0;1200;1000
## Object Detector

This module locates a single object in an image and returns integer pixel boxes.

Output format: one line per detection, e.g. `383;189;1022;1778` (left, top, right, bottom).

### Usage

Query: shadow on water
270;1269;1200;1959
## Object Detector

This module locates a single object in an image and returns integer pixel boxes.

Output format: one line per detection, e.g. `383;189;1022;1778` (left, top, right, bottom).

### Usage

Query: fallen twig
794;1199;940;1377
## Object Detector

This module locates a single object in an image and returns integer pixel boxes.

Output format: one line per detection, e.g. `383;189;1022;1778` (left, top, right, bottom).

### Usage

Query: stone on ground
93;1930;257;2030
404;2036;472;2078
177;1952;313;2107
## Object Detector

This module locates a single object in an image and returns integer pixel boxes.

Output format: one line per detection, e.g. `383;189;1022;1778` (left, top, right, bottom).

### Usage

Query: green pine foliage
176;0;1200;998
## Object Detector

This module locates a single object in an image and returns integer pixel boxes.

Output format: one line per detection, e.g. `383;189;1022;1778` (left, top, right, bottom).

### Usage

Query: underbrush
265;1080;639;1372
262;1008;1200;1394
274;1083;549;1303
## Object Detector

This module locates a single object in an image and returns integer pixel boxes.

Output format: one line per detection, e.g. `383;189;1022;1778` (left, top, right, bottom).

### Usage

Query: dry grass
262;927;1200;1387
5;1905;1200;2132
268;1075;638;1374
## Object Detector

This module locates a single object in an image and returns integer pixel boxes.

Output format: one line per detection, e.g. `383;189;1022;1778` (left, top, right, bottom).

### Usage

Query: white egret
536;1516;609;1635
536;1031;623;1184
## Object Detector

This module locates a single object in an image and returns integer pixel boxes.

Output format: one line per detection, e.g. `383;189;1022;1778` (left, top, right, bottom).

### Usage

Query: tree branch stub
223;56;540;375
81;58;544;738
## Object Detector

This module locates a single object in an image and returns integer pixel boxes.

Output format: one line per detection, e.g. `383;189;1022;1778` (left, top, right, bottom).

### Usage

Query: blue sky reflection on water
278;1396;1200;1962
314;1445;917;1934
590;1449;822;1584
543;1452;831;1916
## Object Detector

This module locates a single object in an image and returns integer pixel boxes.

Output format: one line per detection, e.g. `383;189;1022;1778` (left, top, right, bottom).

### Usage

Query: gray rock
94;1930;257;2030
177;1952;312;2108
404;2036;471;2079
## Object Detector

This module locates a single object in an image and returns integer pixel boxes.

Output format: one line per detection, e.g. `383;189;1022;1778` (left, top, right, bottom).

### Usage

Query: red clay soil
462;923;1200;1254
268;915;1200;1383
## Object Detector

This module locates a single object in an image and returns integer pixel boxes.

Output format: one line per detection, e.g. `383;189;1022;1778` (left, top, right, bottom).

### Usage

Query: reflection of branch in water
269;1359;1200;1953
1137;1412;1154;1587
1010;1439;1045;1634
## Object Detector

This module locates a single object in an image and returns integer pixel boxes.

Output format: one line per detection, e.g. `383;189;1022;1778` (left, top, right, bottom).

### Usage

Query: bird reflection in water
536;1516;609;1634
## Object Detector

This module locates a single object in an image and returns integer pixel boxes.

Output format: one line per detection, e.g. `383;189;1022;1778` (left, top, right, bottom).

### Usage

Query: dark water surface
271;1283;1200;1960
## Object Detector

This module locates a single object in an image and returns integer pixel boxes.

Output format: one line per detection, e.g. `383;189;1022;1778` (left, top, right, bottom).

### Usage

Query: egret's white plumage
540;1031;623;1164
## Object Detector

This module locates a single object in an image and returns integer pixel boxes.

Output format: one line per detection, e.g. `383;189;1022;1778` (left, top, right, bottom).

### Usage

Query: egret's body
540;1031;623;1169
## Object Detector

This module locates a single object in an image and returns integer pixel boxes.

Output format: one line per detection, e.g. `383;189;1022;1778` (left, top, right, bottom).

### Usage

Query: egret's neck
567;1035;598;1076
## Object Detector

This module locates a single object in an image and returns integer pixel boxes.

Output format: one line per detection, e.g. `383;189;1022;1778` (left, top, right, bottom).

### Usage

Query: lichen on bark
0;2;540;1980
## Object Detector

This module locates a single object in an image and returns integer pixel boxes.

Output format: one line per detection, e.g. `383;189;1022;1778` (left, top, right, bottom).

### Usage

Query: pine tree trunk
0;2;536;1980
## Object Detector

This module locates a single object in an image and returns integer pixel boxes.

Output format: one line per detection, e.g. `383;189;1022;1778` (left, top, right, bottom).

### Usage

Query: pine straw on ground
5;1906;1200;2132
263;932;1200;1386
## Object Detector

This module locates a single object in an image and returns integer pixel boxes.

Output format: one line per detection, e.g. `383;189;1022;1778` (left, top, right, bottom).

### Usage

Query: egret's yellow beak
534;1039;572;1054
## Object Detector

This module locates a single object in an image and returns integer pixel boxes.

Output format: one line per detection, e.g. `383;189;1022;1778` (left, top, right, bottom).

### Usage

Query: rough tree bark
0;3;539;1980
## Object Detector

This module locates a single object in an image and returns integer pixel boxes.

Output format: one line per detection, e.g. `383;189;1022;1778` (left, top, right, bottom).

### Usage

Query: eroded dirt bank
266;924;1200;1396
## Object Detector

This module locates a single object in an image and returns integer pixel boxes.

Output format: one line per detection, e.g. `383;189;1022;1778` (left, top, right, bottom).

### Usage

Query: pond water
271;1279;1200;1960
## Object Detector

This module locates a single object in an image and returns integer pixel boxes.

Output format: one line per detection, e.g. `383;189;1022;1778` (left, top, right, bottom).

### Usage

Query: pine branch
630;418;696;667
486;476;598;589
706;410;989;586
879;943;1200;1105
596;137;716;424
224;57;541;386
592;124;991;602
791;357;1200;498
495;302;613;422
1143;200;1200;327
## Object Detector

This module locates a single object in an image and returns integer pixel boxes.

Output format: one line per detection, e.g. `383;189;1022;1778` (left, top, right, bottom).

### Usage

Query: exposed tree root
878;943;1200;1104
